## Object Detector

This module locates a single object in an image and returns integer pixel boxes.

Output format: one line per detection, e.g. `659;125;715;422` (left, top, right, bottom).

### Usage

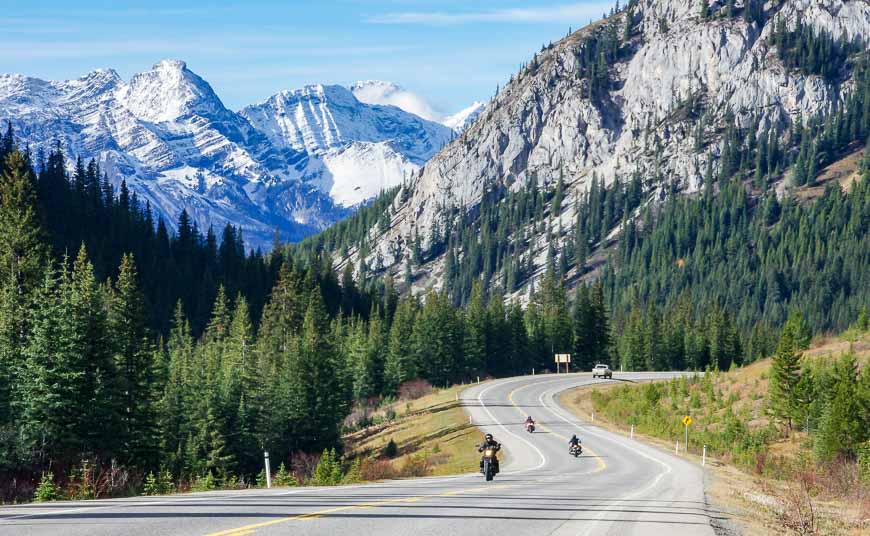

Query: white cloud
351;80;443;121
367;2;615;25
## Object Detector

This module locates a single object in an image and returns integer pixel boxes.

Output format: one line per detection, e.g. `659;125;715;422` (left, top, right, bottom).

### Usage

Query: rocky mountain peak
341;0;870;298
121;59;226;123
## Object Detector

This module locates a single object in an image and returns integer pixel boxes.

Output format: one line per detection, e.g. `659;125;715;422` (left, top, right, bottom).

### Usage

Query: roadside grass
559;333;870;535
343;384;483;479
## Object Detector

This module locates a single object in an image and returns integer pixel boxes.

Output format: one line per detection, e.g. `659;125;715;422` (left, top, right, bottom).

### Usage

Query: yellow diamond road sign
682;415;693;427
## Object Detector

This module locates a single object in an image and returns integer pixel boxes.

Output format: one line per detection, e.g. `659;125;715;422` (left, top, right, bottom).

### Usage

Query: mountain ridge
321;0;870;301
0;61;457;249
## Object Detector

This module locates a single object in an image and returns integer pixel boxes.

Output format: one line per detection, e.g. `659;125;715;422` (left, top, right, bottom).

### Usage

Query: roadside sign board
682;415;692;427
554;354;571;363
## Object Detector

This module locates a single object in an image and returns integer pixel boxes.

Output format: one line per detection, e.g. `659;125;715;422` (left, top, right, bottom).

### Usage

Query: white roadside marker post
702;445;707;466
675;441;679;455
630;424;634;439
264;451;272;489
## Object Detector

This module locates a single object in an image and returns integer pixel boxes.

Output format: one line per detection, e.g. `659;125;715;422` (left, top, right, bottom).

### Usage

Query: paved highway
0;373;725;535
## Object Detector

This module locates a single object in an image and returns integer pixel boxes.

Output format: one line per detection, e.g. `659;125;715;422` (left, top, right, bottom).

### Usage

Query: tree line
0;128;619;500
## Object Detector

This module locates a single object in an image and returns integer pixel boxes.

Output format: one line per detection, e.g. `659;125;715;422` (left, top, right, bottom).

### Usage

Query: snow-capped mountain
443;101;485;132
351;80;485;133
0;61;454;249
240;84;451;208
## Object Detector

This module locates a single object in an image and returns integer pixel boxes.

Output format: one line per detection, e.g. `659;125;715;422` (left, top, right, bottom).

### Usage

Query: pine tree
222;294;260;476
109;254;157;468
288;292;349;451
768;312;804;432
158;302;194;477
70;245;122;459
348;319;371;400
573;286;596;370
0;150;46;432
814;353;864;460
384;297;418;393
462;281;487;378
414;291;461;386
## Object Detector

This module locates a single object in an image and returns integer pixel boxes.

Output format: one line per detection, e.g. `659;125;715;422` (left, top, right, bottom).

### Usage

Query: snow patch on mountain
321;142;416;207
443;101;485;132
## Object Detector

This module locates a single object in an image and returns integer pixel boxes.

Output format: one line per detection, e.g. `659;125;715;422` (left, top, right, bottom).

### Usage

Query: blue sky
1;1;617;114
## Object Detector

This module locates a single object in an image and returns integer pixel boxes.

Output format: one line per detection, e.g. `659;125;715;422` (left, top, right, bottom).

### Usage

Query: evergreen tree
768;312;804;432
384;297;418;393
462;281;488;378
288;292;349;451
109;254;157;467
814;353;866;460
0;150;46;435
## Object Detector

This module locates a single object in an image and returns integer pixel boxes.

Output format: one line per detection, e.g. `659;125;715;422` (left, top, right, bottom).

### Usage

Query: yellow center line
203;483;518;536
506;380;607;474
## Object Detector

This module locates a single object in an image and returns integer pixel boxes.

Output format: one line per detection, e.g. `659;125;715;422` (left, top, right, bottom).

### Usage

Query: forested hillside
312;0;870;316
0;127;620;501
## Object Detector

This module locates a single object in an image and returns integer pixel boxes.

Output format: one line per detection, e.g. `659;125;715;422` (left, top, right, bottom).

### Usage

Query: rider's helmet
484;433;493;441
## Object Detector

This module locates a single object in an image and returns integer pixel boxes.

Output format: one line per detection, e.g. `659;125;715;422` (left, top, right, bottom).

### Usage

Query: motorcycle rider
569;434;581;453
478;433;501;474
524;415;535;429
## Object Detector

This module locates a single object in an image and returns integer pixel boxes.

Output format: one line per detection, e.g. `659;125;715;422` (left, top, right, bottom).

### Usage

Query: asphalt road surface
0;372;726;536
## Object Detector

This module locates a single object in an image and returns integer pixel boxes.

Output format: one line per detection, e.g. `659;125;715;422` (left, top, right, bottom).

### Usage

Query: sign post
554;354;571;374
264;451;272;489
681;415;692;453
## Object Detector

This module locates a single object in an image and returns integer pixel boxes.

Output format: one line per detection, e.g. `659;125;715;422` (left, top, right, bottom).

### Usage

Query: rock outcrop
352;0;870;295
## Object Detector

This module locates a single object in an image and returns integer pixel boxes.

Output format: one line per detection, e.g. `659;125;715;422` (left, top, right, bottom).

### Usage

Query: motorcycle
525;422;535;433
481;446;499;481
569;443;582;457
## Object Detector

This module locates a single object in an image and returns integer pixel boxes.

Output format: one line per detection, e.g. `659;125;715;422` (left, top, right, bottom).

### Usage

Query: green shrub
273;463;297;487
190;473;216;492
858;442;870;483
66;463;96;500
342;459;363;484
142;472;160;496
157;468;175;494
382;439;398;459
34;472;59;503
311;449;343;486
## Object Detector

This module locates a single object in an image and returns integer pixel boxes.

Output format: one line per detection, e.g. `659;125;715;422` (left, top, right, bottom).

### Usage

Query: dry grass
797;147;865;201
558;333;870;535
343;384;483;478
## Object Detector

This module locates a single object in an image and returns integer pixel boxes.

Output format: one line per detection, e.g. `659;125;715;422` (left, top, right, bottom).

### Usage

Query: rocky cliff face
350;0;870;296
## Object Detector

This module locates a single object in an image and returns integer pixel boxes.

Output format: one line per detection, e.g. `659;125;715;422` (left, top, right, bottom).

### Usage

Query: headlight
484;449;493;456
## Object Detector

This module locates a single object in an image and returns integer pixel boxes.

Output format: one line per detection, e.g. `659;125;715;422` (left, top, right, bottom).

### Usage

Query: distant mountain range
0;60;484;249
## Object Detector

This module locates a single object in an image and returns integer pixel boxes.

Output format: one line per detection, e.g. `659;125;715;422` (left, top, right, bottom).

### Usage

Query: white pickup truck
592;364;613;379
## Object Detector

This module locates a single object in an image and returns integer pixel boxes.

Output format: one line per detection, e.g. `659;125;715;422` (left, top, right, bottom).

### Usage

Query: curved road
0;373;724;536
